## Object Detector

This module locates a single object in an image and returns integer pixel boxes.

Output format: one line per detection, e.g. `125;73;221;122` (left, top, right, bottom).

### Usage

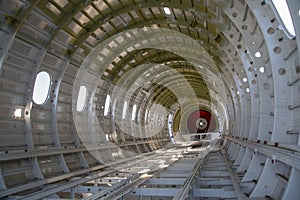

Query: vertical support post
70;187;75;199
94;178;98;187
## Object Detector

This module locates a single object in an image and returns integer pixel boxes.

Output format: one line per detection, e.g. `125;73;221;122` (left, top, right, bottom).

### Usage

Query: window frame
271;0;296;38
76;85;88;112
32;71;52;106
104;94;111;116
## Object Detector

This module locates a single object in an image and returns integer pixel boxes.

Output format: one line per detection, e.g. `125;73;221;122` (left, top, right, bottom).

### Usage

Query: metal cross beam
221;149;246;200
127;188;238;198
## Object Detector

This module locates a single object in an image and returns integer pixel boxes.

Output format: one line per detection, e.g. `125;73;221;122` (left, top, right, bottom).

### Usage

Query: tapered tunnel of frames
0;0;300;199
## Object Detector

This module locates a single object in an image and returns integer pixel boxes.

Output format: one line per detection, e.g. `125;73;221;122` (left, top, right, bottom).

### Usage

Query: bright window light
147;110;150;122
259;66;265;73
122;101;127;119
14;108;22;118
76;86;87;111
145;109;148;121
32;71;51;105
131;104;137;121
163;7;171;15
272;0;296;36
255;51;261;58
168;114;174;142
246;88;250;93
104;94;110;116
243;77;248;82
237;91;240;95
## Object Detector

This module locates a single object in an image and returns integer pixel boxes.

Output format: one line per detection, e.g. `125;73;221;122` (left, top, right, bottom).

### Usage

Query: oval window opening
272;0;296;37
104;94;110;116
131;104;137;121
32;71;51;105
77;86;87;111
122;101;127;119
